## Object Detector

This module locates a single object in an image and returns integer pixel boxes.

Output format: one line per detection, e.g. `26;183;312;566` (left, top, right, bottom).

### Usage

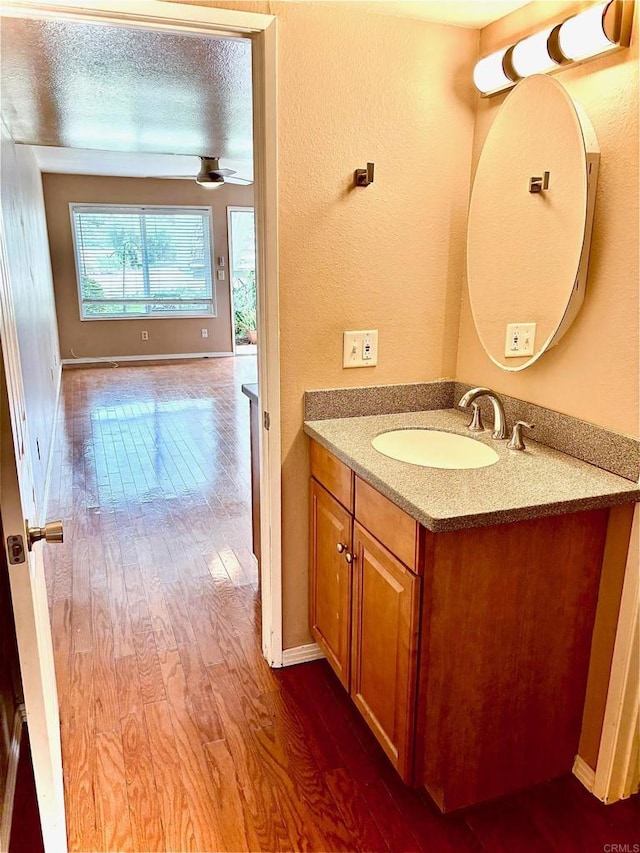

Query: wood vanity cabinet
351;522;421;780
309;438;613;812
309;440;422;780
309;479;352;689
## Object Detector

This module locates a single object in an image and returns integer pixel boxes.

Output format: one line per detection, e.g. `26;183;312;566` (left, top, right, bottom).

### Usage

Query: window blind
71;205;215;319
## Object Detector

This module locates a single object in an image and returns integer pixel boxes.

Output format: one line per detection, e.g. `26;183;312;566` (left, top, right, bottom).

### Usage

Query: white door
0;244;67;850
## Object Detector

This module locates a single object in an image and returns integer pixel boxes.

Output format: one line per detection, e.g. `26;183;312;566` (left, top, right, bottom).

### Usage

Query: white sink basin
372;429;499;470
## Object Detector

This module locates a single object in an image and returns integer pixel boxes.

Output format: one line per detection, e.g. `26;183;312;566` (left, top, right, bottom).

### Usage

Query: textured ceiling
287;1;532;28
0;18;253;159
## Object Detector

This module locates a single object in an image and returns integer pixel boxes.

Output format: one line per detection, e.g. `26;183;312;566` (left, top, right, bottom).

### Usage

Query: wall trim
0;712;24;852
281;643;325;667
41;361;62;516
593;510;640;804
61;351;234;366
573;754;596;793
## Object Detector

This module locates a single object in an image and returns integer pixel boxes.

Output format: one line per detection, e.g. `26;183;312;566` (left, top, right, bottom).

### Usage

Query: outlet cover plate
505;323;536;358
343;330;378;368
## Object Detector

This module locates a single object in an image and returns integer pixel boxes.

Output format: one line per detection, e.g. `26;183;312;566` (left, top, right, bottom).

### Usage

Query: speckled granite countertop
304;410;639;532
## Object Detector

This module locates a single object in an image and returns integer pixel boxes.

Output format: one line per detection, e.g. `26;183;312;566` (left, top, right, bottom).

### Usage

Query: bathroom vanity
305;407;638;812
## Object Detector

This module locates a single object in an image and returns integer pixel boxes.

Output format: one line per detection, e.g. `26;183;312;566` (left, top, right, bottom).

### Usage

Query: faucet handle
507;421;535;451
467;403;485;432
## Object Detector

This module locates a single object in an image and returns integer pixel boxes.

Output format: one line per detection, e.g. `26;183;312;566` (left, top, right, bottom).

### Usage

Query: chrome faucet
458;387;508;440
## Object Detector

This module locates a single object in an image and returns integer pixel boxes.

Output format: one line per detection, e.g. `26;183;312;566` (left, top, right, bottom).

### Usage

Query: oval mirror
467;74;600;371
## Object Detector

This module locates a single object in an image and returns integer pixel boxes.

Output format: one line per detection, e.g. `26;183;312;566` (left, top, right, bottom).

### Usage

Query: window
228;207;256;346
71;204;215;320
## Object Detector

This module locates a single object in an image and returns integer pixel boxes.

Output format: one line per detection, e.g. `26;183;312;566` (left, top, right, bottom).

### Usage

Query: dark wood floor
44;358;639;852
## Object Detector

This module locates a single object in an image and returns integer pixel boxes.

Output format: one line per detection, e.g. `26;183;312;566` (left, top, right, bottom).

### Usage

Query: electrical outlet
141;331;149;341
505;323;535;358
217;269;225;280
201;328;209;339
343;330;378;368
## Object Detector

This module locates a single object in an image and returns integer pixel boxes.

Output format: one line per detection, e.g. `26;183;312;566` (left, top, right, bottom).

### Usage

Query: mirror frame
467;75;600;372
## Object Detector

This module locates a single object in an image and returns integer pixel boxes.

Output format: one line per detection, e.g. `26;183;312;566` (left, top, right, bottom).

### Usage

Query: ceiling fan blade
153;173;252;184
210;168;236;177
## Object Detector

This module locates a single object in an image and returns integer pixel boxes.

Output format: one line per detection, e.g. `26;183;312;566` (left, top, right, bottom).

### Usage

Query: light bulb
558;2;615;61
473;47;515;95
196;179;224;189
511;27;560;77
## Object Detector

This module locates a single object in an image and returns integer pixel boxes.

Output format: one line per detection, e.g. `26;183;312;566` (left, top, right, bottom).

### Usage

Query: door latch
6;535;25;565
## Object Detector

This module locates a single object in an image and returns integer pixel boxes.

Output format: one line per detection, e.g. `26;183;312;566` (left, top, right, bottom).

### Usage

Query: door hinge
6;535;25;565
263;411;270;430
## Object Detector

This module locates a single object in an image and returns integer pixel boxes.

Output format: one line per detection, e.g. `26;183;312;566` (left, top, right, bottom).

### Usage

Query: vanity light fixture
472;46;516;95
473;0;634;96
510;26;560;78
557;1;625;60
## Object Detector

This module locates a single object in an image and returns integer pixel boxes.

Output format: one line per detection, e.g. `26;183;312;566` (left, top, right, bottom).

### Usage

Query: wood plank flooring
44;359;639;852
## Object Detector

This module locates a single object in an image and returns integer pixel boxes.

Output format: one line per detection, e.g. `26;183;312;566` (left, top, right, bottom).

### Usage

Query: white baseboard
573;754;597;794
281;642;325;667
61;351;234;366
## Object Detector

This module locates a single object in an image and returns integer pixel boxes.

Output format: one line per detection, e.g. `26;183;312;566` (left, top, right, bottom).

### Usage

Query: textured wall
0;125;61;512
184;2;638;656
42;174;254;360
275;5;477;646
457;0;640;775
457;0;639;437
201;1;478;647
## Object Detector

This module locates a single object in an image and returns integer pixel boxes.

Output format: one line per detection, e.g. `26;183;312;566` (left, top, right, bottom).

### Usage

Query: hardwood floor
45;359;638;852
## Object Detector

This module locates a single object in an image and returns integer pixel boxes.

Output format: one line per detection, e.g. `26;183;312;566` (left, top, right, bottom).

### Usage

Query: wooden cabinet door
351;522;420;782
310;479;353;689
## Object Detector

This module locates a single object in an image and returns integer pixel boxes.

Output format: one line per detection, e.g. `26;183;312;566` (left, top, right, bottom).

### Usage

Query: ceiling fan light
196;175;224;188
195;165;225;188
195;156;226;188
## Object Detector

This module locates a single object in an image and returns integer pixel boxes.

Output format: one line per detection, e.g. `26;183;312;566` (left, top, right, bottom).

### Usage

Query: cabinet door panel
310;479;353;688
351;523;420;782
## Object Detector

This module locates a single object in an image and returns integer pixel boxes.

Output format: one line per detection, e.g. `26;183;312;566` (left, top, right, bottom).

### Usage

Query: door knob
26;520;64;550
336;543;346;553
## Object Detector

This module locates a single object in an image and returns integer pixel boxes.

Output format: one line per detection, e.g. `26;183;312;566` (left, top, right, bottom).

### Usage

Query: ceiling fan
194;156;252;188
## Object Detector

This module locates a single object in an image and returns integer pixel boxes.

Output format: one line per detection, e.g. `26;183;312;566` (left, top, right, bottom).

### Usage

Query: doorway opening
0;2;280;846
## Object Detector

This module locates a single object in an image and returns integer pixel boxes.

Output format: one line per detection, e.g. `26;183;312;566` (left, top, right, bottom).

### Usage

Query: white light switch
505;323;536;358
343;330;378;368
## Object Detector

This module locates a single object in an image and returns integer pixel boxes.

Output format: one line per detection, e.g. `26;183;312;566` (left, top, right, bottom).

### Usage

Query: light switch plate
343;330;378;368
505;323;536;358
